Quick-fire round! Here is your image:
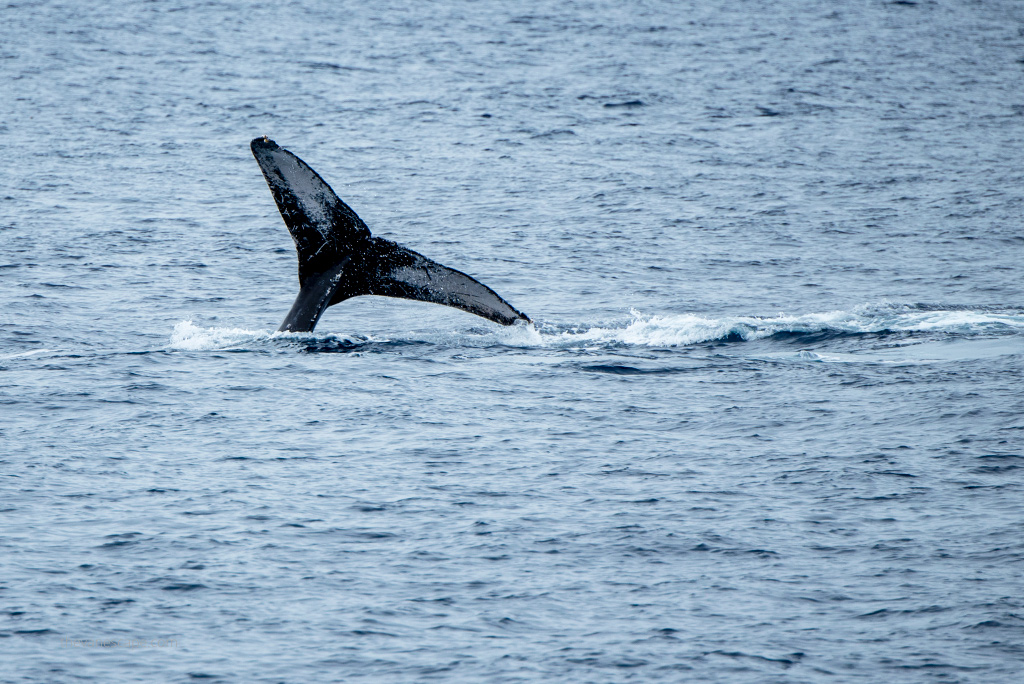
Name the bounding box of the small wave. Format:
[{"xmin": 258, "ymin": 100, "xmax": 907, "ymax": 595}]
[
  {"xmin": 0, "ymin": 349, "xmax": 54, "ymax": 360},
  {"xmin": 761, "ymin": 337, "xmax": 1024, "ymax": 365}
]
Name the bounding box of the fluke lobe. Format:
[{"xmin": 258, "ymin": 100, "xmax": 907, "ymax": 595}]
[{"xmin": 251, "ymin": 137, "xmax": 530, "ymax": 332}]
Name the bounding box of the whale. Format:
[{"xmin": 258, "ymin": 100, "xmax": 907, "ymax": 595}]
[{"xmin": 251, "ymin": 136, "xmax": 530, "ymax": 332}]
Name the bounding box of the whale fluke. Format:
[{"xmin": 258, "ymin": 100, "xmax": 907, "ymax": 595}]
[{"xmin": 251, "ymin": 137, "xmax": 530, "ymax": 332}]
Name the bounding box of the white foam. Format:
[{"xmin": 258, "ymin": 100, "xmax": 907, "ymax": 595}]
[{"xmin": 168, "ymin": 306, "xmax": 1024, "ymax": 352}]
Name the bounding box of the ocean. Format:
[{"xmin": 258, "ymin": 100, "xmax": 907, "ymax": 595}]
[{"xmin": 2, "ymin": 0, "xmax": 1023, "ymax": 681}]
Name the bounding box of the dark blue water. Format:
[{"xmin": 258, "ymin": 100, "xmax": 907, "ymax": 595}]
[{"xmin": 3, "ymin": 1, "xmax": 1024, "ymax": 681}]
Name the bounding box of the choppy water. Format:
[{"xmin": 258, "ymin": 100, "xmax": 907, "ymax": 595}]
[{"xmin": 3, "ymin": 0, "xmax": 1024, "ymax": 681}]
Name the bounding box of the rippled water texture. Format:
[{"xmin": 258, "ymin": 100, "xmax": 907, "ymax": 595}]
[{"xmin": 3, "ymin": 1, "xmax": 1024, "ymax": 681}]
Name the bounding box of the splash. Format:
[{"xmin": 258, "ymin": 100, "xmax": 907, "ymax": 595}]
[
  {"xmin": 168, "ymin": 320, "xmax": 369, "ymax": 352},
  {"xmin": 169, "ymin": 320, "xmax": 270, "ymax": 351},
  {"xmin": 529, "ymin": 305, "xmax": 1024, "ymax": 348}
]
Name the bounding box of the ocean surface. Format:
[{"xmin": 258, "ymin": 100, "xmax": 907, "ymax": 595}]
[{"xmin": 3, "ymin": 0, "xmax": 1024, "ymax": 681}]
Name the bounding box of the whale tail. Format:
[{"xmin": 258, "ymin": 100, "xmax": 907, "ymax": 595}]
[{"xmin": 250, "ymin": 137, "xmax": 530, "ymax": 332}]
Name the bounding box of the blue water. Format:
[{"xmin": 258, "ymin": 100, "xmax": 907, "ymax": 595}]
[{"xmin": 3, "ymin": 1, "xmax": 1024, "ymax": 681}]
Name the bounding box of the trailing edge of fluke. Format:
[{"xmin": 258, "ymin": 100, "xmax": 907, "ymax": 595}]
[{"xmin": 250, "ymin": 136, "xmax": 530, "ymax": 333}]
